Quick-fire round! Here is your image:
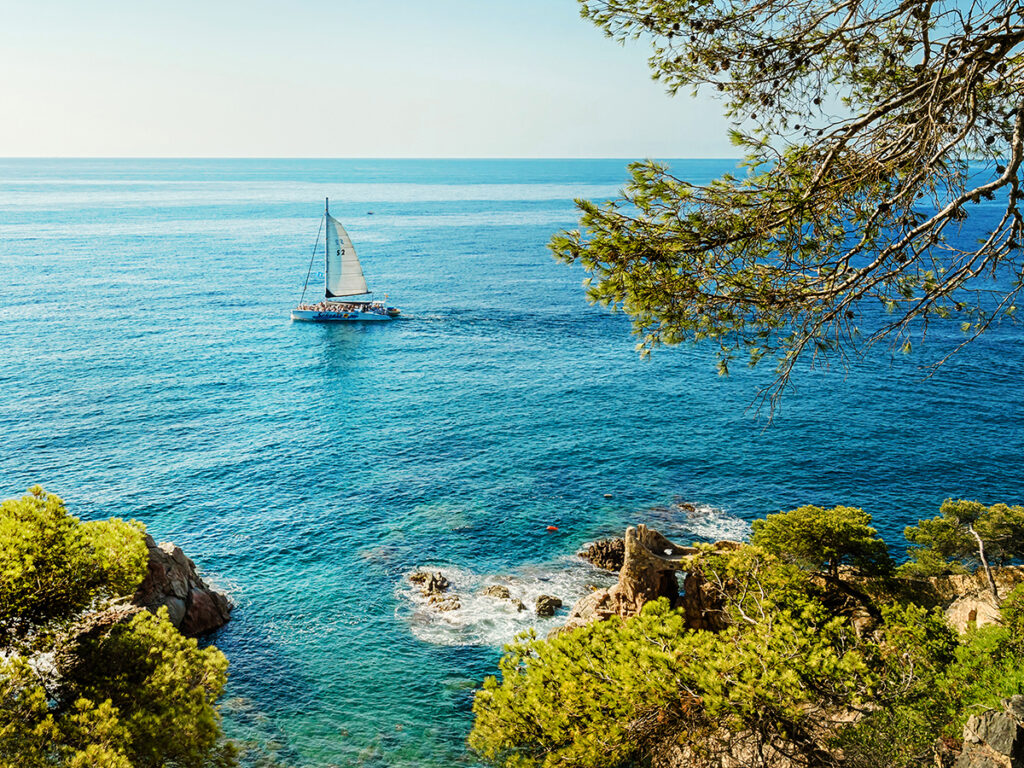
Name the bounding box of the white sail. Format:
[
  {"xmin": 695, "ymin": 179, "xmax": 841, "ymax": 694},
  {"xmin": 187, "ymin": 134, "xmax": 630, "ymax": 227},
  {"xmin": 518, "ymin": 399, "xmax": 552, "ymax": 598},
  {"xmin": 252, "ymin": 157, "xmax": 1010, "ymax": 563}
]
[{"xmin": 325, "ymin": 214, "xmax": 369, "ymax": 298}]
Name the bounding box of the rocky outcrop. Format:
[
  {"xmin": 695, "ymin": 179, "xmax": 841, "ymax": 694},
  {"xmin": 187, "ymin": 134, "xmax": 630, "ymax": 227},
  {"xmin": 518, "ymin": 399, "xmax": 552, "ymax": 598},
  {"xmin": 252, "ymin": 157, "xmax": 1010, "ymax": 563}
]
[
  {"xmin": 650, "ymin": 725, "xmax": 832, "ymax": 768},
  {"xmin": 884, "ymin": 567, "xmax": 1024, "ymax": 635},
  {"xmin": 410, "ymin": 571, "xmax": 462, "ymax": 611},
  {"xmin": 411, "ymin": 571, "xmax": 450, "ymax": 595},
  {"xmin": 535, "ymin": 595, "xmax": 563, "ymax": 617},
  {"xmin": 956, "ymin": 697, "xmax": 1024, "ymax": 767},
  {"xmin": 579, "ymin": 538, "xmax": 626, "ymax": 572},
  {"xmin": 567, "ymin": 524, "xmax": 1024, "ymax": 639},
  {"xmin": 925, "ymin": 569, "xmax": 1024, "ymax": 634},
  {"xmin": 133, "ymin": 535, "xmax": 232, "ymax": 637},
  {"xmin": 482, "ymin": 585, "xmax": 511, "ymax": 599},
  {"xmin": 563, "ymin": 525, "xmax": 740, "ymax": 633}
]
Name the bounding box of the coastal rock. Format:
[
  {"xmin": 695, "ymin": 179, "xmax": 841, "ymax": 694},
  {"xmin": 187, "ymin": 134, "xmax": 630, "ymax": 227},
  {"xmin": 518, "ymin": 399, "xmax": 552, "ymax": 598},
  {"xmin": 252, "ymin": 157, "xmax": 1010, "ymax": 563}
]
[
  {"xmin": 535, "ymin": 595, "xmax": 563, "ymax": 617},
  {"xmin": 579, "ymin": 538, "xmax": 626, "ymax": 572},
  {"xmin": 901, "ymin": 568, "xmax": 1024, "ymax": 634},
  {"xmin": 650, "ymin": 726, "xmax": 825, "ymax": 768},
  {"xmin": 937, "ymin": 570, "xmax": 1024, "ymax": 634},
  {"xmin": 563, "ymin": 525, "xmax": 742, "ymax": 634},
  {"xmin": 481, "ymin": 585, "xmax": 511, "ymax": 600},
  {"xmin": 429, "ymin": 594, "xmax": 462, "ymax": 612},
  {"xmin": 563, "ymin": 589, "xmax": 615, "ymax": 631},
  {"xmin": 481, "ymin": 584, "xmax": 526, "ymax": 611},
  {"xmin": 411, "ymin": 571, "xmax": 463, "ymax": 611},
  {"xmin": 956, "ymin": 697, "xmax": 1024, "ymax": 768},
  {"xmin": 410, "ymin": 571, "xmax": 450, "ymax": 596},
  {"xmin": 680, "ymin": 568, "xmax": 729, "ymax": 632},
  {"xmin": 133, "ymin": 535, "xmax": 232, "ymax": 637}
]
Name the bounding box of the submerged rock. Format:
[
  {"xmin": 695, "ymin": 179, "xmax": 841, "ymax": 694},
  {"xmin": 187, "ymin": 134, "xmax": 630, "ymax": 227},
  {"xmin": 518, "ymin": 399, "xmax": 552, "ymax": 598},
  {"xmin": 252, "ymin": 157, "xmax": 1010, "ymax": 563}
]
[
  {"xmin": 535, "ymin": 595, "xmax": 563, "ymax": 617},
  {"xmin": 133, "ymin": 535, "xmax": 232, "ymax": 637}
]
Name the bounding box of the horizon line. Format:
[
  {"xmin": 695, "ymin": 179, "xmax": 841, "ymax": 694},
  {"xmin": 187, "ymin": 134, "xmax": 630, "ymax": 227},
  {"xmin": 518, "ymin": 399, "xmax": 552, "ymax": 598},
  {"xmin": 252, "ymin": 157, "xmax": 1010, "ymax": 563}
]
[{"xmin": 0, "ymin": 156, "xmax": 744, "ymax": 162}]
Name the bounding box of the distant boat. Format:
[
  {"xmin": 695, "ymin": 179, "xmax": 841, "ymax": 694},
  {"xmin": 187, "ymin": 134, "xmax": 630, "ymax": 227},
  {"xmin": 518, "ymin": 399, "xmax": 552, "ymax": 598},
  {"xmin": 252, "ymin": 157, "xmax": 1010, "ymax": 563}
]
[{"xmin": 291, "ymin": 199, "xmax": 400, "ymax": 322}]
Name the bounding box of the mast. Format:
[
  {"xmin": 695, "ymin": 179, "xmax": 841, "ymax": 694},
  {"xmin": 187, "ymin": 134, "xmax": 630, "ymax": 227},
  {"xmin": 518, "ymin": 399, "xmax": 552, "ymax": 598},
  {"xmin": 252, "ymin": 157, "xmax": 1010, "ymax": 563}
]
[{"xmin": 324, "ymin": 197, "xmax": 330, "ymax": 301}]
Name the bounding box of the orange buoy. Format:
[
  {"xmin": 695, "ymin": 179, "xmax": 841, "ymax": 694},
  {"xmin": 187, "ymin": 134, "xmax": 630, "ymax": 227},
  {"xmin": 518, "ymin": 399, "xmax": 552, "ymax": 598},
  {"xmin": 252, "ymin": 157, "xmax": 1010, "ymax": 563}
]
[{"xmin": 546, "ymin": 525, "xmax": 559, "ymax": 532}]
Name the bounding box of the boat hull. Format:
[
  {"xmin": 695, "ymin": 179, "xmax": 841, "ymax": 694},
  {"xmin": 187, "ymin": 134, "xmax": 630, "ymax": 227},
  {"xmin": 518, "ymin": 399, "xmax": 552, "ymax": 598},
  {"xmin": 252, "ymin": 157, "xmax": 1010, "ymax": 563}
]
[{"xmin": 291, "ymin": 309, "xmax": 394, "ymax": 322}]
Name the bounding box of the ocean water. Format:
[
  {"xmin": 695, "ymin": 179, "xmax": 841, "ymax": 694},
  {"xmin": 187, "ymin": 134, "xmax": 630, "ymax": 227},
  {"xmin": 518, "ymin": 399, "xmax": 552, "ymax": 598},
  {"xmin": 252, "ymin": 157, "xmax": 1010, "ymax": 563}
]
[{"xmin": 1, "ymin": 158, "xmax": 1021, "ymax": 767}]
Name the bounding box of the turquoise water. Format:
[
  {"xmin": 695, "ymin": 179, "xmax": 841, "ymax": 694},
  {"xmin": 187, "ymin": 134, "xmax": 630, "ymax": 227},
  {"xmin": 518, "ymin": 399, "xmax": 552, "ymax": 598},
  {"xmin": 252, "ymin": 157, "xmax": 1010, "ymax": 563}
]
[{"xmin": 1, "ymin": 159, "xmax": 1021, "ymax": 766}]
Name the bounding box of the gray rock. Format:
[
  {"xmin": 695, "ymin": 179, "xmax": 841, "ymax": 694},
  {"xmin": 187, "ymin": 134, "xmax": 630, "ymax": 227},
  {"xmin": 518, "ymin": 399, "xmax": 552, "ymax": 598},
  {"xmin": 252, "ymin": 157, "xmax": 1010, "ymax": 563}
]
[
  {"xmin": 481, "ymin": 585, "xmax": 511, "ymax": 600},
  {"xmin": 510, "ymin": 598, "xmax": 526, "ymax": 612},
  {"xmin": 956, "ymin": 697, "xmax": 1024, "ymax": 768},
  {"xmin": 535, "ymin": 595, "xmax": 563, "ymax": 617},
  {"xmin": 162, "ymin": 595, "xmax": 187, "ymax": 627}
]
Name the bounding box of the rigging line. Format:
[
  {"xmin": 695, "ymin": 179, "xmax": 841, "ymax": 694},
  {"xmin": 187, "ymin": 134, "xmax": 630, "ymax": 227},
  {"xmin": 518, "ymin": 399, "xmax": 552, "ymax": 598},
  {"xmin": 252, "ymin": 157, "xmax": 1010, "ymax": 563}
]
[{"xmin": 299, "ymin": 214, "xmax": 325, "ymax": 306}]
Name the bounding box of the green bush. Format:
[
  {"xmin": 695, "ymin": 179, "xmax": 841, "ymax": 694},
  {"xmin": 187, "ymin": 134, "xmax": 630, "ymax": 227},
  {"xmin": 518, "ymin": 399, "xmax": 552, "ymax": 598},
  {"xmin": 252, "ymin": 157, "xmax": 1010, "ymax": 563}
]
[
  {"xmin": 0, "ymin": 488, "xmax": 235, "ymax": 768},
  {"xmin": 900, "ymin": 499, "xmax": 1024, "ymax": 577},
  {"xmin": 0, "ymin": 610, "xmax": 234, "ymax": 768},
  {"xmin": 750, "ymin": 504, "xmax": 892, "ymax": 578},
  {"xmin": 0, "ymin": 487, "xmax": 148, "ymax": 640},
  {"xmin": 473, "ymin": 503, "xmax": 1024, "ymax": 768},
  {"xmin": 471, "ymin": 548, "xmax": 871, "ymax": 768}
]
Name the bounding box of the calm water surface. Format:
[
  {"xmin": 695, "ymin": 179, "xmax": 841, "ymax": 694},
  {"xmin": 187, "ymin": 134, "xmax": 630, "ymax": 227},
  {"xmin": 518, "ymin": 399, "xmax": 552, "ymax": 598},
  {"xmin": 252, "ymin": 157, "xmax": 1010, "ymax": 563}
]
[{"xmin": 1, "ymin": 158, "xmax": 1021, "ymax": 766}]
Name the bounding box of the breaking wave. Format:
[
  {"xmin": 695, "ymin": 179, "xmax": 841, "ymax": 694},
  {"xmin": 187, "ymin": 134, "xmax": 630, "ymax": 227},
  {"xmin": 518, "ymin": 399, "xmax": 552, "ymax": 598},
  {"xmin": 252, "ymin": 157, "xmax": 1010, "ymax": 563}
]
[
  {"xmin": 397, "ymin": 556, "xmax": 617, "ymax": 647},
  {"xmin": 643, "ymin": 500, "xmax": 752, "ymax": 544}
]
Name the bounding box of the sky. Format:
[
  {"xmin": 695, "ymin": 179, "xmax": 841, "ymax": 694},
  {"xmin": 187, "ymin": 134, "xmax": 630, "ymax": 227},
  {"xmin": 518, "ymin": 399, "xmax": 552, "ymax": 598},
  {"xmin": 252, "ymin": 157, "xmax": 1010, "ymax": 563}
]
[{"xmin": 0, "ymin": 0, "xmax": 735, "ymax": 158}]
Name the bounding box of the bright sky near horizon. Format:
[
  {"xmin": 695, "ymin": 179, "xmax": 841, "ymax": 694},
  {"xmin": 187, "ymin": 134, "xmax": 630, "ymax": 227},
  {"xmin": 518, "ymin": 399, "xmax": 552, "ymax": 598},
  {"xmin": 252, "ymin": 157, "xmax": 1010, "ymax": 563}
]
[{"xmin": 0, "ymin": 0, "xmax": 735, "ymax": 158}]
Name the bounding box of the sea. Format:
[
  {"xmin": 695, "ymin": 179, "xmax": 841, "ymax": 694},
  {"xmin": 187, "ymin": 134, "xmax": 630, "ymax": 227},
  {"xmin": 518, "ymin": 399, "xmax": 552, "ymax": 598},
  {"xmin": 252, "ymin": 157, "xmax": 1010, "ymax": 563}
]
[{"xmin": 1, "ymin": 158, "xmax": 1021, "ymax": 767}]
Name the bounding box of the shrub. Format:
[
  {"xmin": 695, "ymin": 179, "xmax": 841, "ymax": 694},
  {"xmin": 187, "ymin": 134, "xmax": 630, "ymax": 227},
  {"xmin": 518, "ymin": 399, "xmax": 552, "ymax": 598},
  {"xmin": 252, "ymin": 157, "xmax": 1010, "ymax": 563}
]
[
  {"xmin": 0, "ymin": 487, "xmax": 148, "ymax": 641},
  {"xmin": 750, "ymin": 504, "xmax": 892, "ymax": 578}
]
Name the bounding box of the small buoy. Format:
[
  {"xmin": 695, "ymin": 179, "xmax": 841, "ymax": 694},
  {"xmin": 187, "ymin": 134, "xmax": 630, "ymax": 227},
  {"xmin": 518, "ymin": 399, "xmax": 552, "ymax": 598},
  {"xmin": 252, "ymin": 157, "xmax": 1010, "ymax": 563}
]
[
  {"xmin": 546, "ymin": 525, "xmax": 559, "ymax": 532},
  {"xmin": 603, "ymin": 493, "xmax": 613, "ymax": 499}
]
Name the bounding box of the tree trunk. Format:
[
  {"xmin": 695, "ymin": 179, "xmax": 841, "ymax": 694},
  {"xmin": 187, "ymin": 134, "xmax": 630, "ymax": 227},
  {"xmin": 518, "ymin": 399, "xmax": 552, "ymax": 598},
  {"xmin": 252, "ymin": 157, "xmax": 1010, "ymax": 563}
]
[{"xmin": 968, "ymin": 523, "xmax": 1000, "ymax": 604}]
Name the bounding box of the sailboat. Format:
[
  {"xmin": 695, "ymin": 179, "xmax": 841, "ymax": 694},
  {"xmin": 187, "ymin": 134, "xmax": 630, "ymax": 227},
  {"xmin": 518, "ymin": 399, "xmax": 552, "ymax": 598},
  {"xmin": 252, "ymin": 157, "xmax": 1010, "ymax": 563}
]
[{"xmin": 291, "ymin": 199, "xmax": 400, "ymax": 322}]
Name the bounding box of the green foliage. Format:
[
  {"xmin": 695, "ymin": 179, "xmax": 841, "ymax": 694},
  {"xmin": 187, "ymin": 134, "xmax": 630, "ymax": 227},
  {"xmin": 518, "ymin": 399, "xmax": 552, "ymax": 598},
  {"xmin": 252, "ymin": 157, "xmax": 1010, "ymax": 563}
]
[
  {"xmin": 63, "ymin": 608, "xmax": 235, "ymax": 768},
  {"xmin": 0, "ymin": 656, "xmax": 59, "ymax": 767},
  {"xmin": 901, "ymin": 499, "xmax": 1024, "ymax": 576},
  {"xmin": 473, "ymin": 503, "xmax": 1024, "ymax": 768},
  {"xmin": 0, "ymin": 487, "xmax": 148, "ymax": 641},
  {"xmin": 471, "ymin": 548, "xmax": 872, "ymax": 768},
  {"xmin": 0, "ymin": 488, "xmax": 235, "ymax": 768},
  {"xmin": 750, "ymin": 504, "xmax": 892, "ymax": 578},
  {"xmin": 555, "ymin": 1, "xmax": 1024, "ymax": 406},
  {"xmin": 80, "ymin": 517, "xmax": 150, "ymax": 600},
  {"xmin": 999, "ymin": 585, "xmax": 1024, "ymax": 652},
  {"xmin": 832, "ymin": 602, "xmax": 954, "ymax": 767},
  {"xmin": 0, "ymin": 610, "xmax": 234, "ymax": 768}
]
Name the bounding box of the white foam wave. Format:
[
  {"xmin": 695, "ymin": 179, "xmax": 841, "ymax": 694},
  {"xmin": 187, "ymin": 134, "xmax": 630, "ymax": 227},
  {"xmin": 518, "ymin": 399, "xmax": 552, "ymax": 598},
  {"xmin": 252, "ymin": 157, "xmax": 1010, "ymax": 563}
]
[
  {"xmin": 397, "ymin": 558, "xmax": 617, "ymax": 647},
  {"xmin": 645, "ymin": 502, "xmax": 751, "ymax": 544}
]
